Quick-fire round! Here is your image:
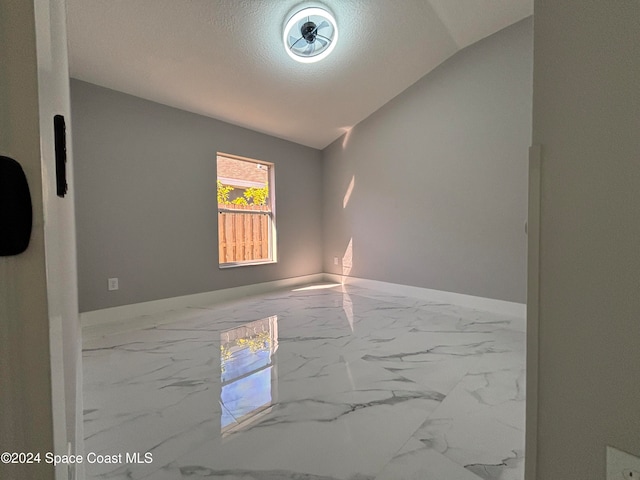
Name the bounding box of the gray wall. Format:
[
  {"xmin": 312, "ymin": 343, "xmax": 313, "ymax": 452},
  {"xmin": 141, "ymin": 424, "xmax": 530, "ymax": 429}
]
[
  {"xmin": 72, "ymin": 80, "xmax": 323, "ymax": 312},
  {"xmin": 529, "ymin": 2, "xmax": 640, "ymax": 479},
  {"xmin": 322, "ymin": 18, "xmax": 532, "ymax": 303}
]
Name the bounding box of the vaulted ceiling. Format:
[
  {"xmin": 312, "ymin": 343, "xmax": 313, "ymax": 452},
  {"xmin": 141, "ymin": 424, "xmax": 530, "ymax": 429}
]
[{"xmin": 66, "ymin": 0, "xmax": 532, "ymax": 149}]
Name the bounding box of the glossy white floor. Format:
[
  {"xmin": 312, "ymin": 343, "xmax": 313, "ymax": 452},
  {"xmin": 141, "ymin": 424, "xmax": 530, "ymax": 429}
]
[{"xmin": 82, "ymin": 283, "xmax": 525, "ymax": 480}]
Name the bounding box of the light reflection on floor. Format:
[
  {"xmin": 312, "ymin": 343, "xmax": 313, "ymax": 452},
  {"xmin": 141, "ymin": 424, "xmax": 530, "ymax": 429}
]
[
  {"xmin": 220, "ymin": 316, "xmax": 278, "ymax": 435},
  {"xmin": 82, "ymin": 283, "xmax": 525, "ymax": 480}
]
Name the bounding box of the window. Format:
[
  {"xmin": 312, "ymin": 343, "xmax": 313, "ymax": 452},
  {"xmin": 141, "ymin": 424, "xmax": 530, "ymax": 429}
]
[{"xmin": 217, "ymin": 153, "xmax": 275, "ymax": 266}]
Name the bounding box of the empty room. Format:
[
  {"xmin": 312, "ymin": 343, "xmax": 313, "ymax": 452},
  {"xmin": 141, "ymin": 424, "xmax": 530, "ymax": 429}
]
[
  {"xmin": 2, "ymin": 2, "xmax": 638, "ymax": 480},
  {"xmin": 72, "ymin": 2, "xmax": 531, "ymax": 478}
]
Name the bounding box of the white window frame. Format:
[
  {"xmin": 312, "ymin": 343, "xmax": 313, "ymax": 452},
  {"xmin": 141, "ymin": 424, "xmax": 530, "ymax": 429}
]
[{"xmin": 217, "ymin": 152, "xmax": 276, "ymax": 268}]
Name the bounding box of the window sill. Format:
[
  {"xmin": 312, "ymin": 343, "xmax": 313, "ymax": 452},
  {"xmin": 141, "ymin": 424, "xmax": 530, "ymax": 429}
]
[{"xmin": 219, "ymin": 260, "xmax": 277, "ymax": 269}]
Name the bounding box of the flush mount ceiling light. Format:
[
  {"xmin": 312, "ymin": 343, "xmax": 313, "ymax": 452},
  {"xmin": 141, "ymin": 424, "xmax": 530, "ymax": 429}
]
[{"xmin": 283, "ymin": 6, "xmax": 338, "ymax": 63}]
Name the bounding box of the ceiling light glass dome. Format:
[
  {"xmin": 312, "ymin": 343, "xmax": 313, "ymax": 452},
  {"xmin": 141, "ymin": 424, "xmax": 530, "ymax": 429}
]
[{"xmin": 283, "ymin": 6, "xmax": 338, "ymax": 63}]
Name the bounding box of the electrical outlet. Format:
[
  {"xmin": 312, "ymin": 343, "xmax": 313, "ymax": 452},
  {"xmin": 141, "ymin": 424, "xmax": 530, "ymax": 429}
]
[
  {"xmin": 108, "ymin": 277, "xmax": 119, "ymax": 291},
  {"xmin": 607, "ymin": 446, "xmax": 640, "ymax": 480},
  {"xmin": 333, "ymin": 257, "xmax": 339, "ymax": 265}
]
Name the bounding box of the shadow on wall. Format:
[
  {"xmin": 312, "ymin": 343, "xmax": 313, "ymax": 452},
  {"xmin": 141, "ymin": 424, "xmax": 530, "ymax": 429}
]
[
  {"xmin": 342, "ymin": 170, "xmax": 354, "ymax": 276},
  {"xmin": 341, "ymin": 126, "xmax": 354, "ymax": 150},
  {"xmin": 343, "ymin": 175, "xmax": 355, "ymax": 209},
  {"xmin": 342, "ymin": 238, "xmax": 353, "ymax": 277},
  {"xmin": 333, "ymin": 126, "xmax": 357, "ymax": 279}
]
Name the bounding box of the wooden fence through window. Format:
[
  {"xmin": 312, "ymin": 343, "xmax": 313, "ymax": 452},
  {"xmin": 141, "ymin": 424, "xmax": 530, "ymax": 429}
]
[{"xmin": 218, "ymin": 204, "xmax": 270, "ymax": 263}]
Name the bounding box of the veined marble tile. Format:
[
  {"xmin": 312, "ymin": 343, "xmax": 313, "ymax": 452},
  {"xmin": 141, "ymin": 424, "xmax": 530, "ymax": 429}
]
[
  {"xmin": 162, "ymin": 402, "xmax": 430, "ymax": 479},
  {"xmin": 375, "ymin": 446, "xmax": 483, "ymax": 480},
  {"xmin": 393, "ymin": 366, "xmax": 525, "ymax": 480},
  {"xmin": 83, "ymin": 283, "xmax": 525, "ymax": 479}
]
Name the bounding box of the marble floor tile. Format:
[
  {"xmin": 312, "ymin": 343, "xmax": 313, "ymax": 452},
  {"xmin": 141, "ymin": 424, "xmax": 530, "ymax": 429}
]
[
  {"xmin": 374, "ymin": 446, "xmax": 483, "ymax": 480},
  {"xmin": 82, "ymin": 284, "xmax": 525, "ymax": 479}
]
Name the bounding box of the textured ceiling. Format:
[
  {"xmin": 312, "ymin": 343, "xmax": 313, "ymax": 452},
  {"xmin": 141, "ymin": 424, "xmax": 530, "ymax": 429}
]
[{"xmin": 66, "ymin": 0, "xmax": 532, "ymax": 149}]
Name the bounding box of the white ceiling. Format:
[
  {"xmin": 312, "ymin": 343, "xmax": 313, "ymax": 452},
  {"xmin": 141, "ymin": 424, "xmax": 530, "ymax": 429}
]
[{"xmin": 66, "ymin": 0, "xmax": 532, "ymax": 150}]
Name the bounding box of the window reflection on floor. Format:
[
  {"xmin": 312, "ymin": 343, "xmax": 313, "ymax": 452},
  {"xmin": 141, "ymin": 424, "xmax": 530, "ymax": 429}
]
[{"xmin": 220, "ymin": 315, "xmax": 278, "ymax": 436}]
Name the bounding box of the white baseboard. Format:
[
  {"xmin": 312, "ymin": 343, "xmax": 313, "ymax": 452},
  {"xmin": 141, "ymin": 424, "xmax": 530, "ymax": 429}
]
[
  {"xmin": 81, "ymin": 273, "xmax": 325, "ymax": 327},
  {"xmin": 81, "ymin": 272, "xmax": 525, "ymax": 329},
  {"xmin": 323, "ymin": 274, "xmax": 526, "ymax": 318}
]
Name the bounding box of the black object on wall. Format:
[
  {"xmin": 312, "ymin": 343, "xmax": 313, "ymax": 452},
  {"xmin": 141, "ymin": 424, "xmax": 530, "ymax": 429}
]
[
  {"xmin": 0, "ymin": 155, "xmax": 33, "ymax": 256},
  {"xmin": 54, "ymin": 114, "xmax": 67, "ymax": 197}
]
